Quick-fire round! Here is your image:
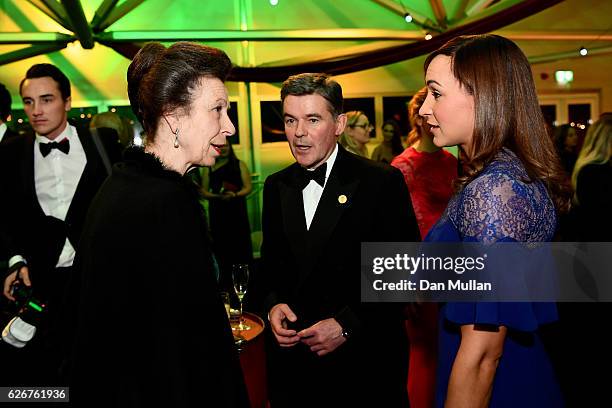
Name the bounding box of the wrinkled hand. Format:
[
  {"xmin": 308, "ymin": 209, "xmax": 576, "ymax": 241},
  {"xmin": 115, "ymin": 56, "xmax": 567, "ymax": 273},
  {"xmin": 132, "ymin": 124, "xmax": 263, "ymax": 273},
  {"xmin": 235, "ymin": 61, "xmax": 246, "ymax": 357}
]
[
  {"xmin": 3, "ymin": 265, "xmax": 31, "ymax": 301},
  {"xmin": 269, "ymin": 303, "xmax": 301, "ymax": 347},
  {"xmin": 298, "ymin": 318, "xmax": 346, "ymax": 356}
]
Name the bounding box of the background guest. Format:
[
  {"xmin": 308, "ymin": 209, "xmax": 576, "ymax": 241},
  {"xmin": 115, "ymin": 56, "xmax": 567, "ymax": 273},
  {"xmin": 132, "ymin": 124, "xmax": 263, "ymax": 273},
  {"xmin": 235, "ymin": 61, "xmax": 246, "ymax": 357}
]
[
  {"xmin": 201, "ymin": 140, "xmax": 253, "ymax": 293},
  {"xmin": 0, "ymin": 83, "xmax": 17, "ymax": 144},
  {"xmin": 553, "ymin": 113, "xmax": 612, "ymax": 408},
  {"xmin": 0, "ymin": 64, "xmax": 120, "ymax": 386},
  {"xmin": 90, "ymin": 111, "xmax": 133, "ymax": 149},
  {"xmin": 391, "ymin": 87, "xmax": 457, "ymax": 408},
  {"xmin": 0, "ymin": 81, "xmax": 15, "ymax": 282},
  {"xmin": 553, "ymin": 124, "xmax": 579, "ymax": 175},
  {"xmin": 571, "ymin": 114, "xmax": 612, "ymax": 240},
  {"xmin": 339, "ymin": 110, "xmax": 371, "ymax": 157},
  {"xmin": 371, "ymin": 119, "xmax": 403, "ymax": 163},
  {"xmin": 392, "ymin": 87, "xmax": 458, "ymax": 239}
]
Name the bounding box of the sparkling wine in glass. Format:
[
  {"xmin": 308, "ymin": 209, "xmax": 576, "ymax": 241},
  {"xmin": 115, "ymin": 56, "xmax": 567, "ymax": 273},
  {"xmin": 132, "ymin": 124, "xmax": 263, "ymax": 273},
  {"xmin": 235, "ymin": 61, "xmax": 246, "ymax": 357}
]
[{"xmin": 232, "ymin": 264, "xmax": 251, "ymax": 331}]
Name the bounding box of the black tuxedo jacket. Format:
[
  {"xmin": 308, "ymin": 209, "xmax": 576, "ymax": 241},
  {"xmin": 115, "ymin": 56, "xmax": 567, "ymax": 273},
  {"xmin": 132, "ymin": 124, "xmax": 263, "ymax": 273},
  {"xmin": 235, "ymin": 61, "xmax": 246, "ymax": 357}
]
[
  {"xmin": 0, "ymin": 127, "xmax": 18, "ymax": 265},
  {"xmin": 0, "ymin": 126, "xmax": 120, "ymax": 284},
  {"xmin": 261, "ymin": 145, "xmax": 420, "ymax": 406},
  {"xmin": 0, "ymin": 126, "xmax": 18, "ymax": 145}
]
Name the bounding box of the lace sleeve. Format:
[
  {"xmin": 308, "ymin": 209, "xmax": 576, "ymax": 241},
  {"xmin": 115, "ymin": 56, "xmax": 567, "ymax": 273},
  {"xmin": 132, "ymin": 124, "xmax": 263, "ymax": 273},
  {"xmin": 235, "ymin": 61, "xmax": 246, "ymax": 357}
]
[{"xmin": 452, "ymin": 171, "xmax": 555, "ymax": 243}]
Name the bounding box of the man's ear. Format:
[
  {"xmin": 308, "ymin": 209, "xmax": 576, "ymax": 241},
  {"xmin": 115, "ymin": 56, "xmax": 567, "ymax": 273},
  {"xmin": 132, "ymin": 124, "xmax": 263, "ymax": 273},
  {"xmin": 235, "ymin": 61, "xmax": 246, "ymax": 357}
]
[
  {"xmin": 64, "ymin": 96, "xmax": 72, "ymax": 112},
  {"xmin": 335, "ymin": 113, "xmax": 347, "ymax": 136}
]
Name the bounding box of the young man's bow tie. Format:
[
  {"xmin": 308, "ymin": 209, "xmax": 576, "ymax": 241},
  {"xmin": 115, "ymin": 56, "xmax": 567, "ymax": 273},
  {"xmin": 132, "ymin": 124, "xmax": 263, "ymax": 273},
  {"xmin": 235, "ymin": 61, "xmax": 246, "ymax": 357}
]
[{"xmin": 40, "ymin": 138, "xmax": 70, "ymax": 157}]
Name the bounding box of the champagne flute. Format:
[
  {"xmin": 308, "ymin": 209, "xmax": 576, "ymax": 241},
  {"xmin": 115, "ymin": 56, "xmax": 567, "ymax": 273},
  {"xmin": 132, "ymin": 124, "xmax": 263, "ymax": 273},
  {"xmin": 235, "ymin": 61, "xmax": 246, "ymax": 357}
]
[{"xmin": 232, "ymin": 264, "xmax": 251, "ymax": 331}]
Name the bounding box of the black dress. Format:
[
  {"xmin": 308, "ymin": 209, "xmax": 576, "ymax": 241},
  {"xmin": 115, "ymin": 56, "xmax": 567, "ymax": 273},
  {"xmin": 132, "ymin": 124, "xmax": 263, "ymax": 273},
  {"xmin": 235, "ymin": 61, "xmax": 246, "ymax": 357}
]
[
  {"xmin": 208, "ymin": 158, "xmax": 253, "ymax": 291},
  {"xmin": 70, "ymin": 148, "xmax": 248, "ymax": 407}
]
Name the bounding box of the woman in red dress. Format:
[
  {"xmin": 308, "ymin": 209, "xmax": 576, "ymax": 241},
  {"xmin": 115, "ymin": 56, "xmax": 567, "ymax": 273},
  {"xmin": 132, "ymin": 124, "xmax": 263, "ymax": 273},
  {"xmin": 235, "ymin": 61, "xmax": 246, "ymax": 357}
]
[{"xmin": 391, "ymin": 87, "xmax": 457, "ymax": 408}]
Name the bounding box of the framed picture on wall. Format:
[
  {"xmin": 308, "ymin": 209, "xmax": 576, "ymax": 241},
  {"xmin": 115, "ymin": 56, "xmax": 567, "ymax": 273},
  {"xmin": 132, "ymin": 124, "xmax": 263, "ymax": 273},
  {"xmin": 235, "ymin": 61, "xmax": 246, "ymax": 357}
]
[
  {"xmin": 261, "ymin": 101, "xmax": 285, "ymax": 144},
  {"xmin": 227, "ymin": 101, "xmax": 239, "ymax": 145}
]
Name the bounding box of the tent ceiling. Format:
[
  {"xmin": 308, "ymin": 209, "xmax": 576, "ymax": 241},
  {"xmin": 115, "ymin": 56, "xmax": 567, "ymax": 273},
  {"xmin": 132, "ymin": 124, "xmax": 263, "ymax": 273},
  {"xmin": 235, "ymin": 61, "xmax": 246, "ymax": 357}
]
[{"xmin": 1, "ymin": 0, "xmax": 611, "ymax": 102}]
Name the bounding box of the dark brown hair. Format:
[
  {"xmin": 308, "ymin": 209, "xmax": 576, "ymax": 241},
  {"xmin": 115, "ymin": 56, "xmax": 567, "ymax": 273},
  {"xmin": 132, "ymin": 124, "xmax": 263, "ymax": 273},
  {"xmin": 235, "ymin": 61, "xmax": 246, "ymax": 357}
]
[
  {"xmin": 382, "ymin": 119, "xmax": 404, "ymax": 155},
  {"xmin": 127, "ymin": 42, "xmax": 232, "ymax": 139},
  {"xmin": 20, "ymin": 63, "xmax": 71, "ymax": 100},
  {"xmin": 281, "ymin": 73, "xmax": 343, "ymax": 117},
  {"xmin": 424, "ymin": 34, "xmax": 572, "ymax": 213}
]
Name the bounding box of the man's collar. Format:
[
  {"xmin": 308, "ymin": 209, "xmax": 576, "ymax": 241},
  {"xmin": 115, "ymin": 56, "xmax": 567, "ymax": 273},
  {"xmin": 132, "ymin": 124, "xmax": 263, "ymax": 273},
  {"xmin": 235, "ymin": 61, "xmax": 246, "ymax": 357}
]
[{"xmin": 308, "ymin": 143, "xmax": 338, "ymax": 181}]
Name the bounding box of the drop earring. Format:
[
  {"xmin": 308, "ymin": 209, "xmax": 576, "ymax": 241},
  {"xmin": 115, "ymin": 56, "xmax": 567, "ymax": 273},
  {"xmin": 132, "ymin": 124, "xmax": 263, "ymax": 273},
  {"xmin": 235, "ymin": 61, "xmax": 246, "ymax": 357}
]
[{"xmin": 173, "ymin": 128, "xmax": 180, "ymax": 148}]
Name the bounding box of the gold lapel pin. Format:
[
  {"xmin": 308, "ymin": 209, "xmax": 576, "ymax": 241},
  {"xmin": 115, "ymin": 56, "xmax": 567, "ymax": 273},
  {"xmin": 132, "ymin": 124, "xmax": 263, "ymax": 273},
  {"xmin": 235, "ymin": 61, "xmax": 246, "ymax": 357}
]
[{"xmin": 338, "ymin": 194, "xmax": 347, "ymax": 204}]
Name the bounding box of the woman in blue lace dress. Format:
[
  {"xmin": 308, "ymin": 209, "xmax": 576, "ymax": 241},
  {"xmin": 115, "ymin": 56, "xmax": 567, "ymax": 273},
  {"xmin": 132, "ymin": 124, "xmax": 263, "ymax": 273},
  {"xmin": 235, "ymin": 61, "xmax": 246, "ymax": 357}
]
[{"xmin": 419, "ymin": 35, "xmax": 572, "ymax": 407}]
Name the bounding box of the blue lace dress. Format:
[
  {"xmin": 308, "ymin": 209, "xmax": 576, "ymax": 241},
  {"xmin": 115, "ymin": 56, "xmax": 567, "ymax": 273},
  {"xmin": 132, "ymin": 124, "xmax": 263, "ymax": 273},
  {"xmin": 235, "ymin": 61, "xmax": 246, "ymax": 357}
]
[{"xmin": 425, "ymin": 148, "xmax": 564, "ymax": 407}]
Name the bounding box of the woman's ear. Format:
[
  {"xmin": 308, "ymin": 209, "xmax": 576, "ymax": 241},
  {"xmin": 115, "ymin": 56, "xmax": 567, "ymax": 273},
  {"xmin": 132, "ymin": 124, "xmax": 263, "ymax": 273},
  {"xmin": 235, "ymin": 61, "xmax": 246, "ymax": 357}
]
[
  {"xmin": 162, "ymin": 111, "xmax": 181, "ymax": 135},
  {"xmin": 416, "ymin": 116, "xmax": 423, "ymax": 127}
]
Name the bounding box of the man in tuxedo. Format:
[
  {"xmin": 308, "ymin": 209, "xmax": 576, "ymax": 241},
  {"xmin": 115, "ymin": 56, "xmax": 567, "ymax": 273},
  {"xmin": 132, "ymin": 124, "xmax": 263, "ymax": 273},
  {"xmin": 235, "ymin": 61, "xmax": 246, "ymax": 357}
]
[
  {"xmin": 0, "ymin": 64, "xmax": 120, "ymax": 385},
  {"xmin": 262, "ymin": 73, "xmax": 420, "ymax": 407},
  {"xmin": 0, "ymin": 83, "xmax": 17, "ymax": 144}
]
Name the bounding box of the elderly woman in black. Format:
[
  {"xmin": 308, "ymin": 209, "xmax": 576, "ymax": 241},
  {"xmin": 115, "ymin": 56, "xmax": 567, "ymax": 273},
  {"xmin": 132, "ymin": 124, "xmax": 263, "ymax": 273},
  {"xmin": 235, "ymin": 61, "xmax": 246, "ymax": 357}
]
[{"xmin": 70, "ymin": 42, "xmax": 248, "ymax": 407}]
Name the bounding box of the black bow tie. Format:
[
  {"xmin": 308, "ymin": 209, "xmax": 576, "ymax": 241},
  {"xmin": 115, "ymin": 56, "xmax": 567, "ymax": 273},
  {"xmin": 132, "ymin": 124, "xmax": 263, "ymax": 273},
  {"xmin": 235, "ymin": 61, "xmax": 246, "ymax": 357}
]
[
  {"xmin": 39, "ymin": 138, "xmax": 70, "ymax": 157},
  {"xmin": 298, "ymin": 163, "xmax": 327, "ymax": 189}
]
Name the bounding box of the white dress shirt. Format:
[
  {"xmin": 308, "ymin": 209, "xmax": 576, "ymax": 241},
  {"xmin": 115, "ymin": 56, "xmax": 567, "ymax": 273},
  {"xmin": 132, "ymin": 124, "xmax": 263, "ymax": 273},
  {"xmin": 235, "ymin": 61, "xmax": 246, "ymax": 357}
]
[
  {"xmin": 0, "ymin": 123, "xmax": 6, "ymax": 143},
  {"xmin": 34, "ymin": 124, "xmax": 87, "ymax": 267},
  {"xmin": 303, "ymin": 143, "xmax": 338, "ymax": 230}
]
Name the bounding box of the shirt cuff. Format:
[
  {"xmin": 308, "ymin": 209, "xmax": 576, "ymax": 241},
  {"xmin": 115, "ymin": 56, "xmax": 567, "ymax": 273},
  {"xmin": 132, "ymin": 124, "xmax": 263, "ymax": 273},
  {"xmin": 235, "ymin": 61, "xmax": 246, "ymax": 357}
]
[{"xmin": 8, "ymin": 255, "xmax": 27, "ymax": 269}]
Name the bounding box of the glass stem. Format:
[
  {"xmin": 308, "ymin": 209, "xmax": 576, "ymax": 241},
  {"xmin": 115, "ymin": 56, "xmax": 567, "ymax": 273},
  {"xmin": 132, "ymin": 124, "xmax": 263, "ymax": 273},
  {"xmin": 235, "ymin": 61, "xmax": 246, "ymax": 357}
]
[{"xmin": 239, "ymin": 301, "xmax": 243, "ymax": 325}]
